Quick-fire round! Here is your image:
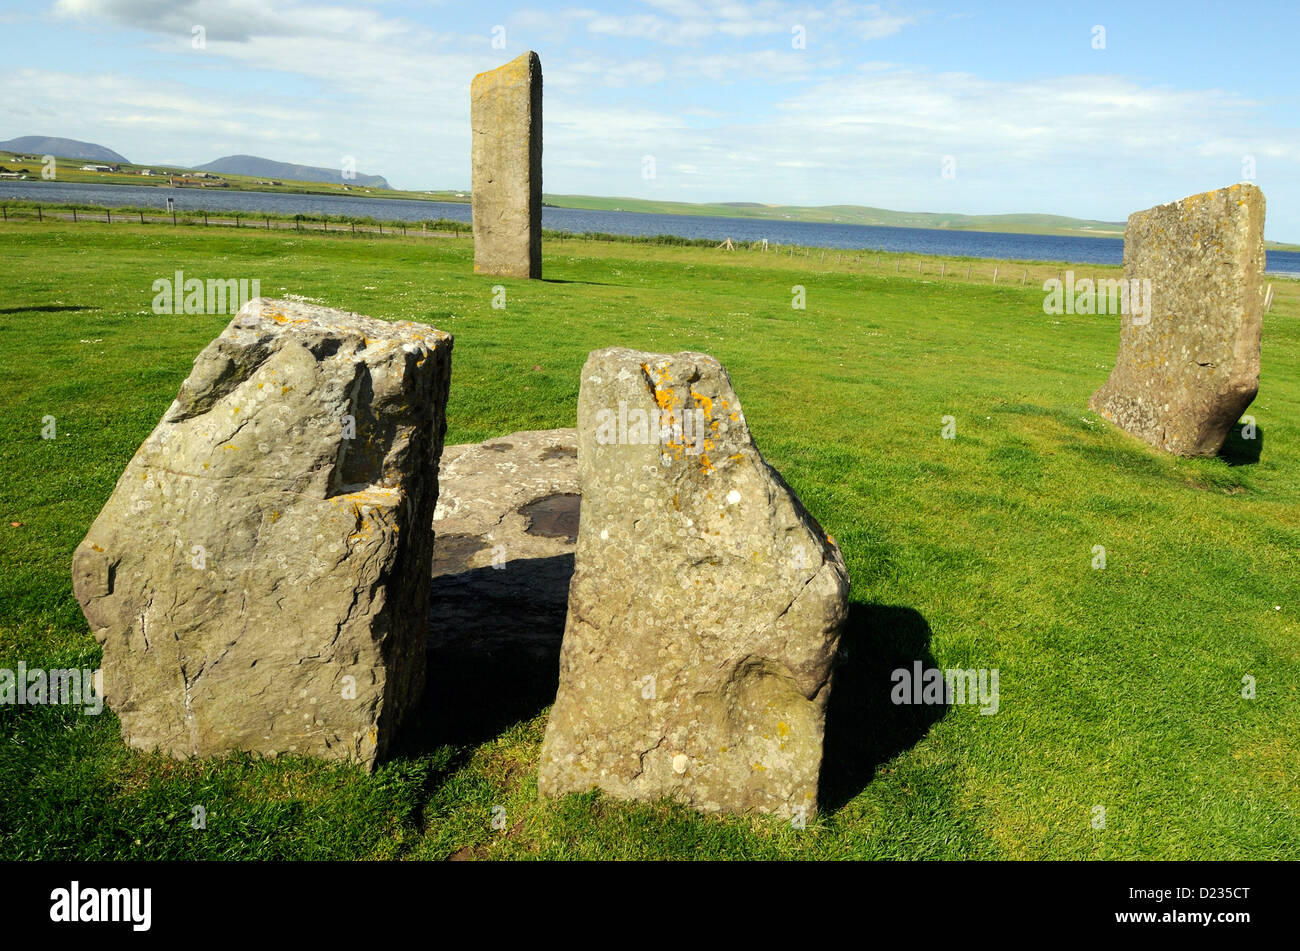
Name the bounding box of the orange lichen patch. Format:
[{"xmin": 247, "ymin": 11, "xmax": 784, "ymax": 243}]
[
  {"xmin": 221, "ymin": 445, "xmax": 238, "ymax": 451},
  {"xmin": 826, "ymin": 533, "xmax": 836, "ymax": 546},
  {"xmin": 699, "ymin": 453, "xmax": 715, "ymax": 474},
  {"xmin": 690, "ymin": 389, "xmax": 713, "ymax": 417},
  {"xmin": 728, "ymin": 453, "xmax": 744, "ymax": 463}
]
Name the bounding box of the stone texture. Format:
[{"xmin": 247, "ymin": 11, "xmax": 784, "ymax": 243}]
[
  {"xmin": 430, "ymin": 428, "xmax": 578, "ymax": 663},
  {"xmin": 471, "ymin": 50, "xmax": 542, "ymax": 279},
  {"xmin": 1090, "ymin": 183, "xmax": 1266, "ymax": 456},
  {"xmin": 537, "ymin": 348, "xmax": 850, "ymax": 817},
  {"xmin": 72, "ymin": 298, "xmax": 452, "ymax": 769}
]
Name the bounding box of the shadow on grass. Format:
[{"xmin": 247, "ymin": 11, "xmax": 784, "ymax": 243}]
[
  {"xmin": 1218, "ymin": 422, "xmax": 1263, "ymax": 466},
  {"xmin": 0, "ymin": 304, "xmax": 95, "ymax": 314},
  {"xmin": 540, "ymin": 278, "xmax": 623, "ymax": 287},
  {"xmin": 818, "ymin": 603, "xmax": 947, "ymax": 813}
]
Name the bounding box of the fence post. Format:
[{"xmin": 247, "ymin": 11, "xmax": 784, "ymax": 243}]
[
  {"xmin": 140, "ymin": 211, "xmax": 144, "ymax": 224},
  {"xmin": 266, "ymin": 217, "xmax": 270, "ymax": 230},
  {"xmin": 1264, "ymin": 283, "xmax": 1274, "ymax": 312},
  {"xmin": 173, "ymin": 208, "xmax": 177, "ymax": 226},
  {"xmin": 351, "ymin": 221, "xmax": 355, "ymax": 234},
  {"xmin": 1022, "ymin": 271, "xmax": 1027, "ymax": 285},
  {"xmin": 940, "ymin": 262, "xmax": 945, "ymax": 277},
  {"xmin": 106, "ymin": 209, "xmax": 111, "ymax": 224},
  {"xmin": 73, "ymin": 208, "xmax": 77, "ymax": 222},
  {"xmin": 402, "ymin": 224, "xmax": 406, "ymax": 236},
  {"xmin": 993, "ymin": 267, "xmax": 998, "ymax": 283},
  {"xmin": 37, "ymin": 206, "xmax": 42, "ymax": 222},
  {"xmin": 204, "ymin": 212, "xmax": 208, "ymax": 226}
]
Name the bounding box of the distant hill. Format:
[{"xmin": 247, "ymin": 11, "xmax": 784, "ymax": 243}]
[
  {"xmin": 0, "ymin": 136, "xmax": 129, "ymax": 164},
  {"xmin": 544, "ymin": 194, "xmax": 1126, "ymax": 237},
  {"xmin": 194, "ymin": 155, "xmax": 390, "ymax": 189}
]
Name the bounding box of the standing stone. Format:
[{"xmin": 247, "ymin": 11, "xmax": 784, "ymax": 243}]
[
  {"xmin": 538, "ymin": 348, "xmax": 850, "ymax": 818},
  {"xmin": 1090, "ymin": 183, "xmax": 1266, "ymax": 456},
  {"xmin": 471, "ymin": 51, "xmax": 542, "ymax": 279},
  {"xmin": 72, "ymin": 299, "xmax": 453, "ymax": 769}
]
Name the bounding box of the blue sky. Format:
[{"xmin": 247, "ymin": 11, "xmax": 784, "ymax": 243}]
[{"xmin": 2, "ymin": 0, "xmax": 1298, "ymax": 238}]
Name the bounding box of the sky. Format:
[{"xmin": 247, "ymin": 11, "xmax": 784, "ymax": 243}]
[{"xmin": 1, "ymin": 0, "xmax": 1298, "ymax": 239}]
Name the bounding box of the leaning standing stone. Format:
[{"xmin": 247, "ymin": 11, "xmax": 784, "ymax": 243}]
[
  {"xmin": 471, "ymin": 50, "xmax": 542, "ymax": 279},
  {"xmin": 1090, "ymin": 183, "xmax": 1266, "ymax": 456},
  {"xmin": 538, "ymin": 348, "xmax": 850, "ymax": 818},
  {"xmin": 72, "ymin": 298, "xmax": 453, "ymax": 769}
]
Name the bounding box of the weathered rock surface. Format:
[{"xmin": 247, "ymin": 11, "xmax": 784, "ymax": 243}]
[
  {"xmin": 72, "ymin": 298, "xmax": 452, "ymax": 769},
  {"xmin": 537, "ymin": 348, "xmax": 850, "ymax": 818},
  {"xmin": 430, "ymin": 428, "xmax": 578, "ymax": 662},
  {"xmin": 471, "ymin": 50, "xmax": 542, "ymax": 279},
  {"xmin": 1090, "ymin": 183, "xmax": 1266, "ymax": 456}
]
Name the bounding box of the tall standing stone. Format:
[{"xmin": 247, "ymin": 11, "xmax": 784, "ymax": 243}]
[
  {"xmin": 538, "ymin": 348, "xmax": 850, "ymax": 818},
  {"xmin": 471, "ymin": 51, "xmax": 542, "ymax": 279},
  {"xmin": 72, "ymin": 299, "xmax": 453, "ymax": 769},
  {"xmin": 1090, "ymin": 183, "xmax": 1266, "ymax": 456}
]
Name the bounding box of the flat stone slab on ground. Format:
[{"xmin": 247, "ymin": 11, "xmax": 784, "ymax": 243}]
[{"xmin": 430, "ymin": 428, "xmax": 578, "ymax": 661}]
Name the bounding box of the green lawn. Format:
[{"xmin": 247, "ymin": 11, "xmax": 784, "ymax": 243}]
[{"xmin": 1, "ymin": 220, "xmax": 1297, "ymax": 860}]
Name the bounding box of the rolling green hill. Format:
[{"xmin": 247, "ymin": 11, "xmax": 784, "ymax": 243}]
[{"xmin": 542, "ymin": 194, "xmax": 1128, "ymax": 237}]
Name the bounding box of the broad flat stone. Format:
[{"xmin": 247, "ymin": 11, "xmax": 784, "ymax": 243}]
[
  {"xmin": 430, "ymin": 428, "xmax": 578, "ymax": 661},
  {"xmin": 537, "ymin": 348, "xmax": 850, "ymax": 818},
  {"xmin": 1090, "ymin": 183, "xmax": 1266, "ymax": 456},
  {"xmin": 471, "ymin": 50, "xmax": 542, "ymax": 279},
  {"xmin": 72, "ymin": 298, "xmax": 452, "ymax": 769},
  {"xmin": 422, "ymin": 429, "xmax": 578, "ymax": 747}
]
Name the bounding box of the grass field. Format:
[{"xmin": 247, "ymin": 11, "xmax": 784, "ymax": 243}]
[{"xmin": 1, "ymin": 219, "xmax": 1297, "ymax": 860}]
